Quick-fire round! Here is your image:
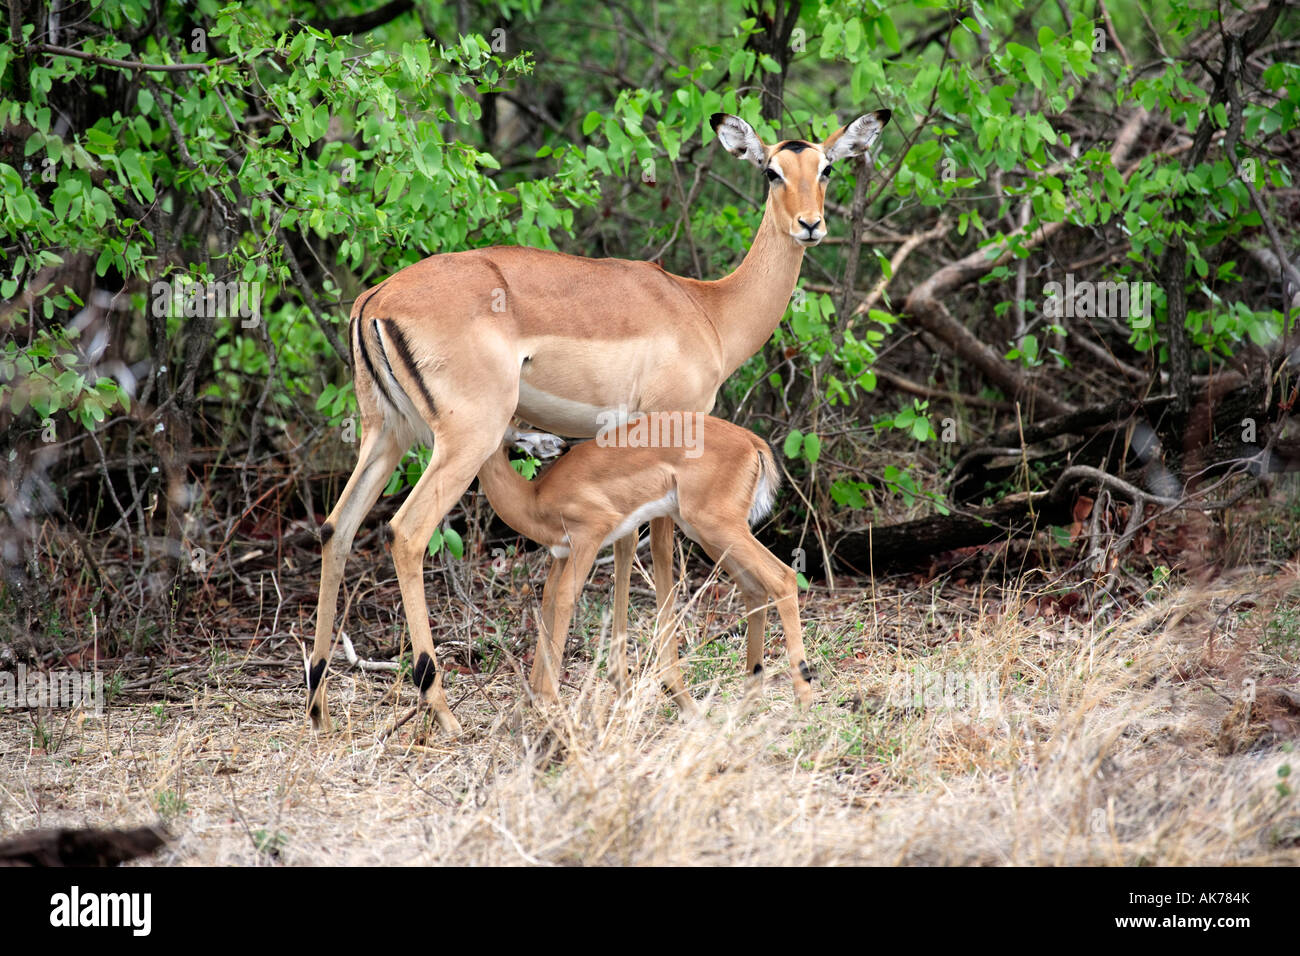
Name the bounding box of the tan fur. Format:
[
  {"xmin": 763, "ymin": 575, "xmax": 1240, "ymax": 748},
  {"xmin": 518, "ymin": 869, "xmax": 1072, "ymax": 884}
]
[
  {"xmin": 477, "ymin": 417, "xmax": 811, "ymax": 706},
  {"xmin": 308, "ymin": 109, "xmax": 889, "ymax": 731}
]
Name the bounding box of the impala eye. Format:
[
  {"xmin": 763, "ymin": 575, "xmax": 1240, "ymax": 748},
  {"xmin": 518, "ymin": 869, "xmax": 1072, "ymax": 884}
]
[
  {"xmin": 820, "ymin": 164, "xmax": 833, "ymax": 179},
  {"xmin": 765, "ymin": 167, "xmax": 782, "ymax": 183}
]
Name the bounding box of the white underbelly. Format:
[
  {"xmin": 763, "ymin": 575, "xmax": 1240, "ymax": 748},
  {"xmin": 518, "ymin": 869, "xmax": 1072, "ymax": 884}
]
[
  {"xmin": 599, "ymin": 492, "xmax": 679, "ymax": 548},
  {"xmin": 516, "ymin": 381, "xmax": 608, "ymax": 438}
]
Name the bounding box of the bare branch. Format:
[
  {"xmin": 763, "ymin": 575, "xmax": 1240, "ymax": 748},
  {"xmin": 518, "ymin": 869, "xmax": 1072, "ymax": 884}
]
[{"xmin": 36, "ymin": 43, "xmax": 233, "ymax": 72}]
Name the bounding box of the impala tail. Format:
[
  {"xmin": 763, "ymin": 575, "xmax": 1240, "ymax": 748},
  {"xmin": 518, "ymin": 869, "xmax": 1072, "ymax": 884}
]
[{"xmin": 748, "ymin": 438, "xmax": 781, "ymax": 525}]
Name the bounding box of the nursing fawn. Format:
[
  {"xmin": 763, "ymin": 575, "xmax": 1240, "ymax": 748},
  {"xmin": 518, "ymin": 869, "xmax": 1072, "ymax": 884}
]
[{"xmin": 478, "ymin": 414, "xmax": 813, "ymax": 708}]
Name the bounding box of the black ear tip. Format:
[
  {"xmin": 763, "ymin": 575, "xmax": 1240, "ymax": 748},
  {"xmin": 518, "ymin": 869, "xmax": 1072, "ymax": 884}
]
[
  {"xmin": 709, "ymin": 112, "xmax": 726, "ymax": 130},
  {"xmin": 876, "ymin": 108, "xmax": 893, "ymax": 125}
]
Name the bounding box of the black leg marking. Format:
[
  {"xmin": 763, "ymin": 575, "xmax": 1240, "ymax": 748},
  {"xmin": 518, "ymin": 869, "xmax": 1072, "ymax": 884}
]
[
  {"xmin": 412, "ymin": 652, "xmax": 436, "ymax": 692},
  {"xmin": 798, "ymin": 660, "xmax": 814, "ymax": 683},
  {"xmin": 753, "ymin": 663, "xmax": 763, "ymax": 675},
  {"xmin": 320, "ymin": 522, "xmax": 334, "ymax": 545},
  {"xmin": 308, "ymin": 658, "xmax": 327, "ymax": 694}
]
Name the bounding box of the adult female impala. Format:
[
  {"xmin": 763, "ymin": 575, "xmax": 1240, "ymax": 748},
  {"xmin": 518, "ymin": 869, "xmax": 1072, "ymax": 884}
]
[
  {"xmin": 478, "ymin": 418, "xmax": 812, "ymax": 707},
  {"xmin": 308, "ymin": 108, "xmax": 891, "ymax": 733}
]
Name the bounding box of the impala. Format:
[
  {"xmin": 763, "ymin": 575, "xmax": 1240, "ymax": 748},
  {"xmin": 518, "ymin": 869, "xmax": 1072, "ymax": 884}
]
[
  {"xmin": 479, "ymin": 418, "xmax": 812, "ymax": 706},
  {"xmin": 308, "ymin": 107, "xmax": 891, "ymax": 733}
]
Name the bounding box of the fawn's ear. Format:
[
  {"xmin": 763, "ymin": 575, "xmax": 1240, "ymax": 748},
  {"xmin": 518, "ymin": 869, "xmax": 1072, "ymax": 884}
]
[
  {"xmin": 509, "ymin": 429, "xmax": 566, "ymax": 460},
  {"xmin": 822, "ymin": 109, "xmax": 892, "ymax": 163},
  {"xmin": 711, "ymin": 113, "xmax": 768, "ymax": 168}
]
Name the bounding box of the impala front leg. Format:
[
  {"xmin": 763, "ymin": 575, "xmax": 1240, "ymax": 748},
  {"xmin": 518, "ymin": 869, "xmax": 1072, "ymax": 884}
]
[
  {"xmin": 609, "ymin": 533, "xmax": 635, "ymax": 696},
  {"xmin": 530, "ymin": 553, "xmax": 568, "ymax": 703},
  {"xmin": 650, "ymin": 515, "xmax": 695, "ymax": 714},
  {"xmin": 530, "ymin": 540, "xmax": 600, "ymax": 704}
]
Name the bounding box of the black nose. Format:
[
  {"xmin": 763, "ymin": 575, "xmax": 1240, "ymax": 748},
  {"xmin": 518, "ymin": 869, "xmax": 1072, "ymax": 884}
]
[{"xmin": 798, "ymin": 217, "xmax": 821, "ymax": 233}]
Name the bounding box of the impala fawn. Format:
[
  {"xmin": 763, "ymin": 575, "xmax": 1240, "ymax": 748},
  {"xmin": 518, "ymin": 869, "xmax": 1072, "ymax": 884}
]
[{"xmin": 478, "ymin": 414, "xmax": 813, "ymax": 707}]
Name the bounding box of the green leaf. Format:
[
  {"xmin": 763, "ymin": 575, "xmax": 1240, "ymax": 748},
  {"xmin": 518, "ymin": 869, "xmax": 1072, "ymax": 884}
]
[
  {"xmin": 84, "ymin": 126, "xmax": 116, "ymax": 155},
  {"xmin": 878, "ymin": 16, "xmax": 900, "ymax": 54},
  {"xmin": 843, "ymin": 18, "xmax": 863, "ymax": 55},
  {"xmin": 1024, "ymin": 52, "xmax": 1044, "ymax": 88},
  {"xmin": 8, "ymin": 193, "xmax": 32, "ymax": 223},
  {"xmin": 783, "ymin": 429, "xmax": 804, "ymax": 459},
  {"xmin": 315, "ymin": 383, "xmax": 337, "ymax": 411}
]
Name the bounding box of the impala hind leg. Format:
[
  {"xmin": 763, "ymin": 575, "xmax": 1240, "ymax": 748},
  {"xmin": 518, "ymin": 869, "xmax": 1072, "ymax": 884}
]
[
  {"xmin": 729, "ymin": 536, "xmax": 811, "ymax": 707},
  {"xmin": 389, "ymin": 408, "xmax": 515, "ymax": 736},
  {"xmin": 742, "ymin": 595, "xmax": 768, "ymax": 698},
  {"xmin": 650, "ymin": 516, "xmax": 695, "ymax": 714},
  {"xmin": 309, "ymin": 428, "xmax": 404, "ymax": 729},
  {"xmin": 693, "ymin": 520, "xmax": 812, "ymax": 707}
]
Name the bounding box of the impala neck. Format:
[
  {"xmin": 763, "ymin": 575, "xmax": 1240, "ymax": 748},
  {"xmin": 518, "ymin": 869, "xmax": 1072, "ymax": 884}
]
[
  {"xmin": 707, "ymin": 200, "xmax": 807, "ymax": 376},
  {"xmin": 476, "ymin": 449, "xmax": 556, "ymax": 548}
]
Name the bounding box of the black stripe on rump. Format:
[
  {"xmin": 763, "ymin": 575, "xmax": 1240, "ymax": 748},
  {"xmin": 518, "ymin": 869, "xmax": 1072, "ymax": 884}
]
[
  {"xmin": 354, "ymin": 288, "xmax": 392, "ymax": 406},
  {"xmin": 370, "ymin": 318, "xmax": 400, "ymax": 408},
  {"xmin": 385, "ymin": 321, "xmax": 438, "ymax": 418}
]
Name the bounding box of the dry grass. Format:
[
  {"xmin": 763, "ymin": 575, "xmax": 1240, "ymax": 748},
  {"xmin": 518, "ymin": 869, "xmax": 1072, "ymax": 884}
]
[{"xmin": 3, "ymin": 554, "xmax": 1298, "ymax": 866}]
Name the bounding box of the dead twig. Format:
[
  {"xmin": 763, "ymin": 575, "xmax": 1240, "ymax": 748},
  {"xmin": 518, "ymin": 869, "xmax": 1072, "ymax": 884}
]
[{"xmin": 339, "ymin": 632, "xmax": 400, "ymax": 672}]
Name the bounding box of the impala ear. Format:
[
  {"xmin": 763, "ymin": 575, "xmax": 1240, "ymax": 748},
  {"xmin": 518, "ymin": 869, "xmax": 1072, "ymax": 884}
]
[
  {"xmin": 822, "ymin": 109, "xmax": 892, "ymax": 163},
  {"xmin": 710, "ymin": 113, "xmax": 767, "ymax": 168},
  {"xmin": 508, "ymin": 429, "xmax": 567, "ymax": 459}
]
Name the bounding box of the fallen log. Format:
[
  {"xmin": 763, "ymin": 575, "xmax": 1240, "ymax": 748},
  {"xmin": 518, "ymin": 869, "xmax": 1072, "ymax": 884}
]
[
  {"xmin": 953, "ymin": 379, "xmax": 1276, "ymax": 505},
  {"xmin": 828, "ymin": 492, "xmax": 1073, "ymax": 575},
  {"xmin": 0, "ymin": 825, "xmax": 168, "ymax": 867}
]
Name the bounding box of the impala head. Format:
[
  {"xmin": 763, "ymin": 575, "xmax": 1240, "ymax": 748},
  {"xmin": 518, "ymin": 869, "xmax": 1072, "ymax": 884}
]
[{"xmin": 710, "ymin": 109, "xmax": 892, "ymax": 247}]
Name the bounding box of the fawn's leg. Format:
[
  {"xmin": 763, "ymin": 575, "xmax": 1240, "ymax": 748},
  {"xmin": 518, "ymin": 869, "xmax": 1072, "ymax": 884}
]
[
  {"xmin": 693, "ymin": 517, "xmax": 813, "ymax": 708},
  {"xmin": 650, "ymin": 516, "xmax": 695, "ymax": 714},
  {"xmin": 530, "ymin": 553, "xmax": 568, "ymax": 702},
  {"xmin": 529, "ymin": 539, "xmax": 600, "ymax": 703},
  {"xmin": 742, "ymin": 594, "xmax": 768, "ymax": 697},
  {"xmin": 609, "ymin": 533, "xmax": 635, "ymax": 695},
  {"xmin": 738, "ymin": 536, "xmax": 811, "ymax": 707}
]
